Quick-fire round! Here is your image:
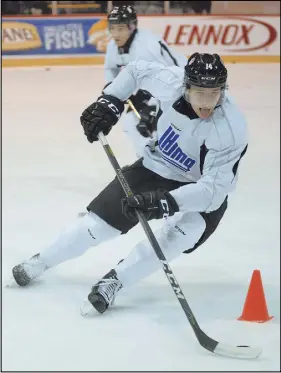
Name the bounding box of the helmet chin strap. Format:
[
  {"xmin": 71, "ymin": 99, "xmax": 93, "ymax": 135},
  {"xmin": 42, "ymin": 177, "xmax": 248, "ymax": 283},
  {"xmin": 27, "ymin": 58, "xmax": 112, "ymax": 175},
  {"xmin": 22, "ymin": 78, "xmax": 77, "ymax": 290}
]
[
  {"xmin": 183, "ymin": 88, "xmax": 190, "ymax": 103},
  {"xmin": 217, "ymin": 90, "xmax": 226, "ymax": 107}
]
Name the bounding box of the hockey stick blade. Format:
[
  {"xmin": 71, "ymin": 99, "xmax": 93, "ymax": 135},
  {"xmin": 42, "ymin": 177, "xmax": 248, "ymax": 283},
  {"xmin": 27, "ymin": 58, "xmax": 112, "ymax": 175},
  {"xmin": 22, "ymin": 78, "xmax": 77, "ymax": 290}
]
[{"xmin": 213, "ymin": 343, "xmax": 262, "ymax": 359}]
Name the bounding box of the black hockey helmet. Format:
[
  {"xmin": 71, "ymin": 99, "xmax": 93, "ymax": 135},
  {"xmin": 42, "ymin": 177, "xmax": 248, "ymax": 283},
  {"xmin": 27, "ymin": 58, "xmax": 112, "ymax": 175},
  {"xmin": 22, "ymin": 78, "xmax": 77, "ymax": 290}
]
[
  {"xmin": 108, "ymin": 5, "xmax": 137, "ymax": 27},
  {"xmin": 184, "ymin": 53, "xmax": 228, "ymax": 89}
]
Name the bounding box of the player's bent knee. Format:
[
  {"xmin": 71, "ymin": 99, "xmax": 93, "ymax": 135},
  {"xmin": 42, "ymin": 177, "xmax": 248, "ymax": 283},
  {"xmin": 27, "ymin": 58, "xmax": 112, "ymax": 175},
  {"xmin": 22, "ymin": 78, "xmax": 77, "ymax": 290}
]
[{"xmin": 82, "ymin": 212, "xmax": 121, "ymax": 244}]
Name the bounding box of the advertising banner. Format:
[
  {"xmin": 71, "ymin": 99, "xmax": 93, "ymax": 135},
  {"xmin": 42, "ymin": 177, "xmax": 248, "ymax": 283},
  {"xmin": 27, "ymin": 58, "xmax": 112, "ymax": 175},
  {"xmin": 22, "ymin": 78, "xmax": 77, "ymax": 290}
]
[
  {"xmin": 140, "ymin": 16, "xmax": 280, "ymax": 56},
  {"xmin": 2, "ymin": 15, "xmax": 280, "ymax": 67},
  {"xmin": 2, "ymin": 16, "xmax": 109, "ymax": 57}
]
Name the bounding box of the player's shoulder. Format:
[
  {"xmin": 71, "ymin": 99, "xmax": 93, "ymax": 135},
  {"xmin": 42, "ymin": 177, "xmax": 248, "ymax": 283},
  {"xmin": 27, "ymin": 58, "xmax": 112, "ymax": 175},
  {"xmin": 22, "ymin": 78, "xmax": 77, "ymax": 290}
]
[
  {"xmin": 135, "ymin": 29, "xmax": 163, "ymax": 47},
  {"xmin": 132, "ymin": 60, "xmax": 184, "ymax": 86},
  {"xmin": 132, "ymin": 59, "xmax": 183, "ymax": 75},
  {"xmin": 136, "ymin": 28, "xmax": 161, "ymax": 40},
  {"xmin": 210, "ymin": 94, "xmax": 248, "ymax": 149},
  {"xmin": 223, "ymin": 94, "xmax": 248, "ymax": 139}
]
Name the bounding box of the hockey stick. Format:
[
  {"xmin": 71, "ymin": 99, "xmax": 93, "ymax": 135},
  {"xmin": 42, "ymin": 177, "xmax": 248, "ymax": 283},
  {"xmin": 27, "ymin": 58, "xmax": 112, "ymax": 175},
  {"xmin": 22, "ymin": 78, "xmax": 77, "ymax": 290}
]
[
  {"xmin": 127, "ymin": 99, "xmax": 142, "ymax": 119},
  {"xmin": 77, "ymin": 102, "xmax": 152, "ymax": 219},
  {"xmin": 127, "ymin": 99, "xmax": 153, "ymax": 138},
  {"xmin": 97, "ymin": 131, "xmax": 262, "ymax": 360}
]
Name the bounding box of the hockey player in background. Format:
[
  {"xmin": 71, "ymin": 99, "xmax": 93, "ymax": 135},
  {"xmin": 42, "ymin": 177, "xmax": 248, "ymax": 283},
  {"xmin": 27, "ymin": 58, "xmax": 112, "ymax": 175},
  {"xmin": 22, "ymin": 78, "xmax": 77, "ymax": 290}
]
[
  {"xmin": 104, "ymin": 5, "xmax": 187, "ymax": 156},
  {"xmin": 11, "ymin": 53, "xmax": 248, "ymax": 316}
]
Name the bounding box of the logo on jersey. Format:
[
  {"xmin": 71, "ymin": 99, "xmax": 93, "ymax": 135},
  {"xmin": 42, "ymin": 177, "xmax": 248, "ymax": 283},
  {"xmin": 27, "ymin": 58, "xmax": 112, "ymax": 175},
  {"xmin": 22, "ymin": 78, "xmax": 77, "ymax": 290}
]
[
  {"xmin": 159, "ymin": 126, "xmax": 195, "ymax": 172},
  {"xmin": 171, "ymin": 123, "xmax": 181, "ymax": 131}
]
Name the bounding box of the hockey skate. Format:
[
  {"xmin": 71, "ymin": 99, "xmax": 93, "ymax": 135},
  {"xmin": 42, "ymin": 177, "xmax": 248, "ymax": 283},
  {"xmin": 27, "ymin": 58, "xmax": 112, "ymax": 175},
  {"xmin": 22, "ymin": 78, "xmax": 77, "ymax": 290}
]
[
  {"xmin": 8, "ymin": 253, "xmax": 48, "ymax": 287},
  {"xmin": 80, "ymin": 269, "xmax": 122, "ymax": 316}
]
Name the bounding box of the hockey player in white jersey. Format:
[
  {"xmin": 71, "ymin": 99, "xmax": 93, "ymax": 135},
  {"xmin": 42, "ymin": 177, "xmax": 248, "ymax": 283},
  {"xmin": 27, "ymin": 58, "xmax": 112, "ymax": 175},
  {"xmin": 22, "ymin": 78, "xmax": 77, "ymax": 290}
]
[
  {"xmin": 105, "ymin": 5, "xmax": 187, "ymax": 156},
  {"xmin": 11, "ymin": 53, "xmax": 248, "ymax": 316}
]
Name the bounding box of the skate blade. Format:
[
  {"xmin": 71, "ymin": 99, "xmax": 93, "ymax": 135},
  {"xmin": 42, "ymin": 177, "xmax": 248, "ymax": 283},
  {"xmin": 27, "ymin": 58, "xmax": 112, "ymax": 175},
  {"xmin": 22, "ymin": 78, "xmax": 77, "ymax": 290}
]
[
  {"xmin": 80, "ymin": 297, "xmax": 96, "ymax": 317},
  {"xmin": 4, "ymin": 275, "xmax": 18, "ymax": 288}
]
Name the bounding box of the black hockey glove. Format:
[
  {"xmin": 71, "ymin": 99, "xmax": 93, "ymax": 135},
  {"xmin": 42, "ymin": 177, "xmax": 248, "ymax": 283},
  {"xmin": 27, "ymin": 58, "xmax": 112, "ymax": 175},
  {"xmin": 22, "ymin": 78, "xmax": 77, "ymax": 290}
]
[
  {"xmin": 80, "ymin": 95, "xmax": 124, "ymax": 143},
  {"xmin": 128, "ymin": 89, "xmax": 152, "ymax": 112},
  {"xmin": 121, "ymin": 190, "xmax": 179, "ymax": 223},
  {"xmin": 136, "ymin": 105, "xmax": 158, "ymax": 138}
]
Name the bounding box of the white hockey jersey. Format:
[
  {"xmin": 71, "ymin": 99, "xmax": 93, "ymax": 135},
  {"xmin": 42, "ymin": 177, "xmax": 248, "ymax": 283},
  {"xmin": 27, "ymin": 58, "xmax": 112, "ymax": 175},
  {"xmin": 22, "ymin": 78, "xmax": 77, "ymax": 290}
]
[
  {"xmin": 104, "ymin": 29, "xmax": 187, "ymax": 83},
  {"xmin": 104, "ymin": 60, "xmax": 248, "ymax": 214}
]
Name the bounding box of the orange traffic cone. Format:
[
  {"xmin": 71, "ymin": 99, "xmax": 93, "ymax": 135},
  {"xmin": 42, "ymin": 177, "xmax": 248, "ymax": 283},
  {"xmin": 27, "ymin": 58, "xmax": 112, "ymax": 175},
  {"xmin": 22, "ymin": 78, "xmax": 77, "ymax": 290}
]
[{"xmin": 238, "ymin": 269, "xmax": 273, "ymax": 323}]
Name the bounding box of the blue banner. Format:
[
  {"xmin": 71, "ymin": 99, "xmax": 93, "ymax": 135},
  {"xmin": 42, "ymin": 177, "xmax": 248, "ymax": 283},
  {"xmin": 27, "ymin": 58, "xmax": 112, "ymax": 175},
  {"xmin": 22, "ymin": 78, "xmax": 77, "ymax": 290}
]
[{"xmin": 2, "ymin": 17, "xmax": 109, "ymax": 56}]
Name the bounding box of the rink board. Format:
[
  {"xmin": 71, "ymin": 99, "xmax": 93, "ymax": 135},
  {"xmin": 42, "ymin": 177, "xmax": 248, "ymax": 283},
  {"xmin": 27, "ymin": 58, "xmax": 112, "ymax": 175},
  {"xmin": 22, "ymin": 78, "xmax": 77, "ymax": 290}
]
[{"xmin": 2, "ymin": 15, "xmax": 280, "ymax": 67}]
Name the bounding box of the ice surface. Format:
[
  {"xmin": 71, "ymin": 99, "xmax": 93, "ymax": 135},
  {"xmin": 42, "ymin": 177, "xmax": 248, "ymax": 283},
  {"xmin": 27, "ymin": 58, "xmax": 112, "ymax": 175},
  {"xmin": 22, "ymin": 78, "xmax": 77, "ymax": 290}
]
[{"xmin": 2, "ymin": 64, "xmax": 280, "ymax": 371}]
